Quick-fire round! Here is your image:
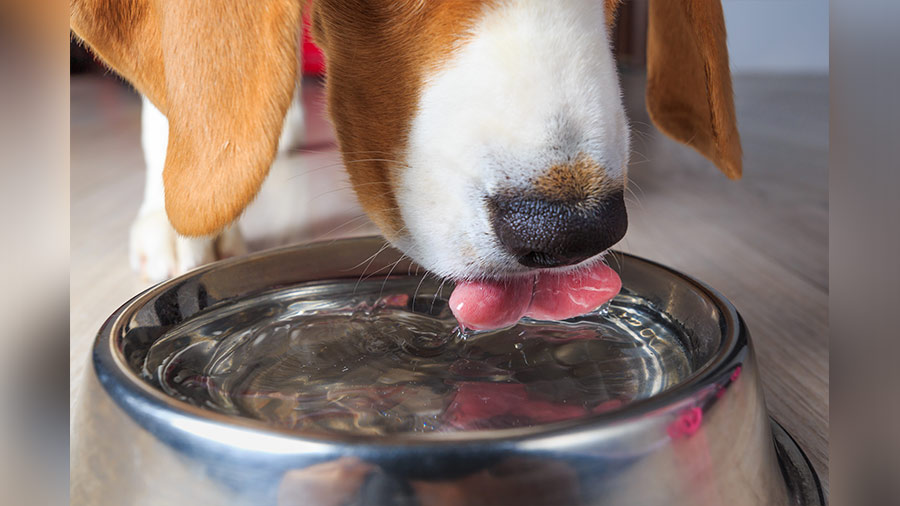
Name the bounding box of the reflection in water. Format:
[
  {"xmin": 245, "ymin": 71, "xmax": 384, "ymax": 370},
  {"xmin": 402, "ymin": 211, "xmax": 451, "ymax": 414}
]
[{"xmin": 142, "ymin": 278, "xmax": 691, "ymax": 436}]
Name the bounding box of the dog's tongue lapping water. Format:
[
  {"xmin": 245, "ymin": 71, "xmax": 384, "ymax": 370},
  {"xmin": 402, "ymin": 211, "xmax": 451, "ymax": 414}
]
[{"xmin": 449, "ymin": 262, "xmax": 621, "ymax": 330}]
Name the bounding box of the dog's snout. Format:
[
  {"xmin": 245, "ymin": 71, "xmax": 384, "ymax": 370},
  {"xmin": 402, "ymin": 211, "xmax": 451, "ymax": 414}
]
[{"xmin": 489, "ymin": 190, "xmax": 628, "ymax": 268}]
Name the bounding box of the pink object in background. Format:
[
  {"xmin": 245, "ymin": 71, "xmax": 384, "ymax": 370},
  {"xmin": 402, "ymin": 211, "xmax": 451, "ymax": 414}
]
[{"xmin": 301, "ymin": 14, "xmax": 325, "ymax": 76}]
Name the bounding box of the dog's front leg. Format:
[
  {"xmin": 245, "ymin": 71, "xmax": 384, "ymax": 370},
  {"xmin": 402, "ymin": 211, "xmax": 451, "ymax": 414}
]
[{"xmin": 129, "ymin": 95, "xmax": 247, "ymax": 282}]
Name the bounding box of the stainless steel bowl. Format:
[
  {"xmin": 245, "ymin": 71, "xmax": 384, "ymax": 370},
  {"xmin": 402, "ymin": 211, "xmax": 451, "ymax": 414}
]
[{"xmin": 71, "ymin": 237, "xmax": 824, "ymax": 505}]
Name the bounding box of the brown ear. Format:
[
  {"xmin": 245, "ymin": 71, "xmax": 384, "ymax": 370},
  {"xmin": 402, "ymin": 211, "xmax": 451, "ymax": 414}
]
[
  {"xmin": 646, "ymin": 0, "xmax": 742, "ymax": 179},
  {"xmin": 605, "ymin": 0, "xmax": 623, "ymax": 27},
  {"xmin": 71, "ymin": 0, "xmax": 301, "ymax": 235}
]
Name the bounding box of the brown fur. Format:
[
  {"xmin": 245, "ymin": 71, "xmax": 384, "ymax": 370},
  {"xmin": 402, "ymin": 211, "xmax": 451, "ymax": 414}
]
[
  {"xmin": 70, "ymin": 0, "xmax": 741, "ymax": 238},
  {"xmin": 646, "ymin": 0, "xmax": 743, "ymax": 179},
  {"xmin": 532, "ymin": 153, "xmax": 617, "ymax": 206},
  {"xmin": 310, "ymin": 0, "xmax": 498, "ymax": 239},
  {"xmin": 605, "ymin": 0, "xmax": 623, "ymax": 26}
]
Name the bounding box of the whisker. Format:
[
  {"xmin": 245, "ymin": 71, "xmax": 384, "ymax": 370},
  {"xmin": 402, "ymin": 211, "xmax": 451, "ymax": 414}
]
[
  {"xmin": 628, "ymin": 179, "xmax": 647, "ymax": 199},
  {"xmin": 431, "ymin": 277, "xmax": 449, "ymax": 314},
  {"xmin": 412, "ymin": 270, "xmax": 431, "ymax": 309},
  {"xmin": 345, "ymin": 240, "xmax": 392, "ymax": 274},
  {"xmin": 628, "ymin": 148, "xmax": 651, "ymax": 164},
  {"xmin": 379, "ymin": 256, "xmax": 406, "ymax": 299},
  {"xmin": 624, "ymin": 185, "xmax": 645, "ymax": 212},
  {"xmin": 307, "ymin": 181, "xmax": 397, "ymax": 204},
  {"xmin": 342, "ymin": 158, "xmax": 412, "ymax": 167},
  {"xmin": 314, "ymin": 206, "xmax": 400, "ymax": 241},
  {"xmin": 358, "ymin": 259, "xmax": 402, "ymax": 284},
  {"xmin": 353, "ymin": 241, "xmax": 395, "ymax": 293},
  {"xmin": 609, "ymin": 248, "xmax": 623, "ymax": 272},
  {"xmin": 318, "ymin": 214, "xmax": 373, "ymax": 239},
  {"xmin": 286, "ymin": 157, "xmax": 412, "ymax": 182},
  {"xmin": 355, "ymin": 229, "xmax": 409, "ymax": 286},
  {"xmin": 285, "ymin": 161, "xmax": 346, "ymax": 181},
  {"xmin": 288, "ymin": 149, "xmax": 400, "ymax": 156}
]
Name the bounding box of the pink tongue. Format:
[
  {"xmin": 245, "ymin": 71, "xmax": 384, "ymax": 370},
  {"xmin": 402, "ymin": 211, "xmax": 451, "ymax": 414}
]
[
  {"xmin": 449, "ymin": 262, "xmax": 621, "ymax": 331},
  {"xmin": 448, "ymin": 276, "xmax": 533, "ymax": 331}
]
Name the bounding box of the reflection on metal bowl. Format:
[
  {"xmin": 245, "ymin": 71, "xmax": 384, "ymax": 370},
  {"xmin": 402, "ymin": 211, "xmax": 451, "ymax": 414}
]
[{"xmin": 71, "ymin": 237, "xmax": 824, "ymax": 505}]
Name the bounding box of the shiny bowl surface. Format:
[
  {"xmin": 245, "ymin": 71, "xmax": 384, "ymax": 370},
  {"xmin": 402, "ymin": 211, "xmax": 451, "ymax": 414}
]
[{"xmin": 71, "ymin": 237, "xmax": 823, "ymax": 505}]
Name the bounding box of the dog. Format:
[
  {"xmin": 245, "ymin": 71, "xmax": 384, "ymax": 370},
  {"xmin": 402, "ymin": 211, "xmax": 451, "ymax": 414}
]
[{"xmin": 71, "ymin": 0, "xmax": 740, "ymax": 329}]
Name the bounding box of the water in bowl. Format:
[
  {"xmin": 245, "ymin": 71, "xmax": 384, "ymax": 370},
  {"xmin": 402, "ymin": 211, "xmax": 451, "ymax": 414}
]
[{"xmin": 142, "ymin": 277, "xmax": 692, "ymax": 436}]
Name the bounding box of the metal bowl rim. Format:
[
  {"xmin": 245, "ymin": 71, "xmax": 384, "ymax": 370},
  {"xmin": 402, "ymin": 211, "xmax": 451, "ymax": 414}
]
[{"xmin": 93, "ymin": 236, "xmax": 746, "ymax": 448}]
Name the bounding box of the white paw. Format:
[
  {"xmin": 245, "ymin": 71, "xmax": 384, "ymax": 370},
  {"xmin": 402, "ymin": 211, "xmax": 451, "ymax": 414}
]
[{"xmin": 129, "ymin": 210, "xmax": 246, "ymax": 283}]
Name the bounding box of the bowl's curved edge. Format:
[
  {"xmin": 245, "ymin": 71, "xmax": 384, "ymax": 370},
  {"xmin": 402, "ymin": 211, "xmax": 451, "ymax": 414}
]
[
  {"xmin": 771, "ymin": 419, "xmax": 826, "ymax": 506},
  {"xmin": 94, "ymin": 242, "xmax": 747, "ymax": 447}
]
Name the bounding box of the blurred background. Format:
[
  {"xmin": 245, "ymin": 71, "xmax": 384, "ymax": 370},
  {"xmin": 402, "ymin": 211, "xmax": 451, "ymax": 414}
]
[
  {"xmin": 67, "ymin": 0, "xmax": 831, "ymax": 499},
  {"xmin": 0, "ymin": 0, "xmax": 896, "ymax": 504},
  {"xmin": 22, "ymin": 0, "xmax": 900, "ymax": 504}
]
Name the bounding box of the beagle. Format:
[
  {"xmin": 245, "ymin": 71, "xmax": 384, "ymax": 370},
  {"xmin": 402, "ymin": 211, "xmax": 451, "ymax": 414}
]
[{"xmin": 71, "ymin": 0, "xmax": 741, "ymax": 329}]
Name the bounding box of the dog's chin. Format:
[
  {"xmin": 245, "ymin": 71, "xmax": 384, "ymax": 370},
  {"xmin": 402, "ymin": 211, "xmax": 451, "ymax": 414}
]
[
  {"xmin": 527, "ymin": 250, "xmax": 614, "ymax": 276},
  {"xmin": 389, "ymin": 232, "xmax": 612, "ymax": 281},
  {"xmin": 468, "ymin": 251, "xmax": 615, "ymax": 286},
  {"xmin": 385, "ymin": 230, "xmax": 623, "ymax": 330}
]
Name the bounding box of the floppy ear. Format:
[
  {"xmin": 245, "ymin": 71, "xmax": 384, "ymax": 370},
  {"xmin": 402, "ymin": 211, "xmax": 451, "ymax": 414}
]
[
  {"xmin": 71, "ymin": 0, "xmax": 301, "ymax": 235},
  {"xmin": 605, "ymin": 0, "xmax": 623, "ymax": 26},
  {"xmin": 645, "ymin": 0, "xmax": 742, "ymax": 179}
]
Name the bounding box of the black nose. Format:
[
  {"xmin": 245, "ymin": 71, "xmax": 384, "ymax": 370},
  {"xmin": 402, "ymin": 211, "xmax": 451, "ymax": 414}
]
[{"xmin": 488, "ymin": 190, "xmax": 628, "ymax": 268}]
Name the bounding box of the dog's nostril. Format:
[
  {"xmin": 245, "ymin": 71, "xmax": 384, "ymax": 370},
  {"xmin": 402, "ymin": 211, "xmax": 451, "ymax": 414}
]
[
  {"xmin": 488, "ymin": 190, "xmax": 628, "ymax": 268},
  {"xmin": 519, "ymin": 251, "xmax": 567, "ymax": 268}
]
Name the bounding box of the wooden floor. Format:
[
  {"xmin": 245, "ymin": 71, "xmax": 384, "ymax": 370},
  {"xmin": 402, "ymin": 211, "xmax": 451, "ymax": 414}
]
[{"xmin": 71, "ymin": 72, "xmax": 828, "ymax": 493}]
